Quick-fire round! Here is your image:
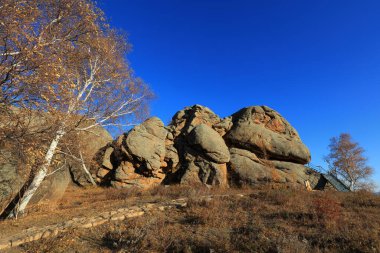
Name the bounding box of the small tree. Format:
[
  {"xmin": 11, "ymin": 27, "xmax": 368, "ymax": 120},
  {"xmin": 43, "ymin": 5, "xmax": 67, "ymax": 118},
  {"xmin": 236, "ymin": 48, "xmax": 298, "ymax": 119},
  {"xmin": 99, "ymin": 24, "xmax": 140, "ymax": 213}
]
[{"xmin": 325, "ymin": 133, "xmax": 373, "ymax": 191}]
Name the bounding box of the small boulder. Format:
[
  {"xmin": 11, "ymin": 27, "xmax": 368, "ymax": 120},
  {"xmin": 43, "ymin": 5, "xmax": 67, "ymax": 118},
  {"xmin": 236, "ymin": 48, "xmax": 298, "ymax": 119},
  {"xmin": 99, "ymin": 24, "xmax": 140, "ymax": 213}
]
[
  {"xmin": 164, "ymin": 144, "xmax": 180, "ymax": 173},
  {"xmin": 114, "ymin": 161, "xmax": 135, "ymax": 182},
  {"xmin": 213, "ymin": 116, "xmax": 233, "ymax": 136},
  {"xmin": 111, "ymin": 162, "xmax": 163, "ymax": 189},
  {"xmin": 101, "ymin": 147, "xmax": 114, "ymax": 170}
]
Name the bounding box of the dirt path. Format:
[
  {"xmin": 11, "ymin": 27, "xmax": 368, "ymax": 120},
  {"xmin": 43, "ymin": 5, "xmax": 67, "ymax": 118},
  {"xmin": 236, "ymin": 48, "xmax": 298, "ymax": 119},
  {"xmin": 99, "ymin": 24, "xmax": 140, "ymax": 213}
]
[
  {"xmin": 0, "ymin": 198, "xmax": 188, "ymax": 250},
  {"xmin": 0, "ymin": 185, "xmax": 246, "ymax": 251},
  {"xmin": 0, "ymin": 187, "xmax": 140, "ymax": 239}
]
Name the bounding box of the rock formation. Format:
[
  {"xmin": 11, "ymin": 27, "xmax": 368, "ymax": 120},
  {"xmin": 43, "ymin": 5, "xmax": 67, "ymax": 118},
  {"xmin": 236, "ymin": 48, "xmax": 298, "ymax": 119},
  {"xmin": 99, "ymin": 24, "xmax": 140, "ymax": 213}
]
[
  {"xmin": 92, "ymin": 105, "xmax": 319, "ymax": 189},
  {"xmin": 0, "ymin": 104, "xmax": 319, "ymax": 209}
]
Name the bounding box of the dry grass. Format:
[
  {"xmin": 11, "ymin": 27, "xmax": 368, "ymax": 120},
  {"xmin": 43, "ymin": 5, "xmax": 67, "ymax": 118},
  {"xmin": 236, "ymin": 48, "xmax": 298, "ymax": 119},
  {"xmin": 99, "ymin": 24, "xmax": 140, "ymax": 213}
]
[{"xmin": 7, "ymin": 185, "xmax": 379, "ymax": 253}]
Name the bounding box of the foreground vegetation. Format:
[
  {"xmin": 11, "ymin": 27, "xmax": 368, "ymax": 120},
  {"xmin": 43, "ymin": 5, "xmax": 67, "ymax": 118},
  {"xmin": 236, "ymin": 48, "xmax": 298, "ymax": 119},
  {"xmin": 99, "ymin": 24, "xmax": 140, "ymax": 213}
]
[{"xmin": 6, "ymin": 185, "xmax": 378, "ymax": 253}]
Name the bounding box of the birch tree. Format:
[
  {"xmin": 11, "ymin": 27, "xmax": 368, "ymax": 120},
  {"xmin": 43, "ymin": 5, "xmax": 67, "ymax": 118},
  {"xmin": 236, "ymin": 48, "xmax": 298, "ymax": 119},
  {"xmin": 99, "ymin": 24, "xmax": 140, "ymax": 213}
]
[
  {"xmin": 325, "ymin": 133, "xmax": 373, "ymax": 191},
  {"xmin": 4, "ymin": 0, "xmax": 151, "ymax": 218},
  {"xmin": 0, "ymin": 0, "xmax": 94, "ymax": 169}
]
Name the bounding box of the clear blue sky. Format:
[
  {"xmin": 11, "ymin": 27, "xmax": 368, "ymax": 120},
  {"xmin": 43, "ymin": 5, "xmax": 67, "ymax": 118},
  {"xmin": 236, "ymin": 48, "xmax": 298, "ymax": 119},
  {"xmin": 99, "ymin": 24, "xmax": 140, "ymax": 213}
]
[{"xmin": 99, "ymin": 0, "xmax": 380, "ymax": 188}]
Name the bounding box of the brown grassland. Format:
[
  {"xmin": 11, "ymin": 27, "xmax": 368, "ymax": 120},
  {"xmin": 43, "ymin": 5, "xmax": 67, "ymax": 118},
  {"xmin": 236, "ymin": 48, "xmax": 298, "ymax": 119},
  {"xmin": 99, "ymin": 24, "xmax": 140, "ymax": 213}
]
[{"xmin": 2, "ymin": 185, "xmax": 380, "ymax": 253}]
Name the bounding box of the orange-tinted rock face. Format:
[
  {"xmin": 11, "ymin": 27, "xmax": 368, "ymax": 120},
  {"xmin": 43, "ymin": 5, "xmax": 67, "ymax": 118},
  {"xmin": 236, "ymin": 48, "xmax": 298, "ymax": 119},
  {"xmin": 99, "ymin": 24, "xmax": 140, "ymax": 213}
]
[
  {"xmin": 266, "ymin": 118, "xmax": 286, "ymax": 134},
  {"xmin": 217, "ymin": 163, "xmax": 228, "ymax": 187},
  {"xmin": 225, "ymin": 106, "xmax": 310, "ymax": 164}
]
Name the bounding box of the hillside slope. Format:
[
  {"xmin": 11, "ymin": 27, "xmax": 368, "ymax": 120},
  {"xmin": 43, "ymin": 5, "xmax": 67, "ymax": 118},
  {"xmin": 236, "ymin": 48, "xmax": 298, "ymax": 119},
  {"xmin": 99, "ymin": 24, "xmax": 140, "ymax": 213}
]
[{"xmin": 1, "ymin": 185, "xmax": 379, "ymax": 253}]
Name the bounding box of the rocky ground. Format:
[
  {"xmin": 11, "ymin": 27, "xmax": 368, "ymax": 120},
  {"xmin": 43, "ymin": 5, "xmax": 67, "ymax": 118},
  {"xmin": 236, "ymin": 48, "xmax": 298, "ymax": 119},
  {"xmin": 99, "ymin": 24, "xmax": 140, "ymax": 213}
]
[{"xmin": 1, "ymin": 185, "xmax": 380, "ymax": 253}]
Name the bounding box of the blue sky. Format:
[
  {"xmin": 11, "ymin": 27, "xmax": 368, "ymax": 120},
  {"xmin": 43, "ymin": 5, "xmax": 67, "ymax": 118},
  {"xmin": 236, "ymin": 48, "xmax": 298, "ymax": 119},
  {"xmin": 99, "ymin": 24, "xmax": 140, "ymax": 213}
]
[{"xmin": 100, "ymin": 0, "xmax": 380, "ymax": 188}]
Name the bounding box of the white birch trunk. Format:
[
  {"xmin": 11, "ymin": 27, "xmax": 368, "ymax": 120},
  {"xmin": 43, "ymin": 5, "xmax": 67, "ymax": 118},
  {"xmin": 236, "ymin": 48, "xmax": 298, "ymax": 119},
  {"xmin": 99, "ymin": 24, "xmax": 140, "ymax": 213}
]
[
  {"xmin": 7, "ymin": 127, "xmax": 66, "ymax": 218},
  {"xmin": 349, "ymin": 181, "xmax": 354, "ymax": 191},
  {"xmin": 79, "ymin": 151, "xmax": 96, "ymax": 186}
]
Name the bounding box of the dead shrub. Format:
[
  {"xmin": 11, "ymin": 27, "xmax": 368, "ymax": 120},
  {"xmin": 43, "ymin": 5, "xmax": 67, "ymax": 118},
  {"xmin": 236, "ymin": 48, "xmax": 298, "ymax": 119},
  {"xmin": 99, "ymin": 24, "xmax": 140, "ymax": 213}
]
[
  {"xmin": 312, "ymin": 194, "xmax": 342, "ymax": 229},
  {"xmin": 103, "ymin": 186, "xmax": 143, "ymax": 200},
  {"xmin": 342, "ymin": 191, "xmax": 380, "ymax": 208}
]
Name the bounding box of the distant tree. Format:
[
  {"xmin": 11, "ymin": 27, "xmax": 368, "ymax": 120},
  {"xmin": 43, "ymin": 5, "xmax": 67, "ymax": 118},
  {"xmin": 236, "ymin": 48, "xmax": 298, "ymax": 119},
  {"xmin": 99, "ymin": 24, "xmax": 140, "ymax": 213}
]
[
  {"xmin": 1, "ymin": 0, "xmax": 151, "ymax": 218},
  {"xmin": 325, "ymin": 133, "xmax": 373, "ymax": 191}
]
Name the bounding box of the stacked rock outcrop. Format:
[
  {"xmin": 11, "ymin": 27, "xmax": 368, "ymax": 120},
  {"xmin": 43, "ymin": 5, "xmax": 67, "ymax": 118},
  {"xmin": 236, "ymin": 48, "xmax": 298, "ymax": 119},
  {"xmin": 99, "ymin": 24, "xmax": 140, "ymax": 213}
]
[
  {"xmin": 91, "ymin": 105, "xmax": 319, "ymax": 189},
  {"xmin": 225, "ymin": 106, "xmax": 314, "ymax": 185},
  {"xmin": 93, "ymin": 117, "xmax": 167, "ymax": 188}
]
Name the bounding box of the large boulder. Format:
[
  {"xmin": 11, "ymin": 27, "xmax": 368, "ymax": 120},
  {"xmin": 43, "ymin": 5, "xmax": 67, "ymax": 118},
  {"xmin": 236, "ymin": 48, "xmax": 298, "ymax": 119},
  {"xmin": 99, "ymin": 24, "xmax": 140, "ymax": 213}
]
[
  {"xmin": 173, "ymin": 147, "xmax": 228, "ymax": 187},
  {"xmin": 187, "ymin": 124, "xmax": 230, "ymax": 163},
  {"xmin": 228, "ymin": 148, "xmax": 316, "ymax": 185},
  {"xmin": 95, "ymin": 117, "xmax": 168, "ymax": 189},
  {"xmin": 69, "ymin": 125, "xmax": 113, "ymax": 186},
  {"xmin": 228, "ymin": 149, "xmax": 272, "ymax": 184},
  {"xmin": 0, "ymin": 159, "xmax": 71, "ymax": 211},
  {"xmin": 225, "ymin": 106, "xmax": 311, "ymax": 164},
  {"xmin": 0, "ymin": 152, "xmax": 24, "ymax": 211},
  {"xmin": 31, "ymin": 165, "xmax": 71, "ymax": 205},
  {"xmin": 124, "ymin": 117, "xmax": 167, "ymax": 175}
]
